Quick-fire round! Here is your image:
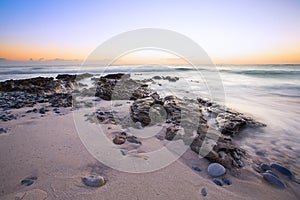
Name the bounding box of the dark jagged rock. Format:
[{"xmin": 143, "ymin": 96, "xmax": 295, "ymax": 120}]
[
  {"xmin": 95, "ymin": 74, "xmax": 153, "ymax": 100},
  {"xmin": 165, "ymin": 125, "xmax": 181, "ymax": 141},
  {"xmin": 197, "ymin": 97, "xmax": 266, "ymax": 136},
  {"xmin": 130, "ymin": 97, "xmax": 155, "ymax": 126},
  {"xmin": 56, "ymin": 73, "xmax": 93, "ymax": 82},
  {"xmin": 103, "ymin": 73, "xmax": 130, "ymax": 79}
]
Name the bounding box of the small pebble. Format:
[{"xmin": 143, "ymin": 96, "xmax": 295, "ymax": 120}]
[
  {"xmin": 20, "ymin": 179, "xmax": 34, "ymax": 186},
  {"xmin": 222, "ymin": 177, "xmax": 232, "ymax": 185},
  {"xmin": 192, "ymin": 164, "xmax": 202, "ymax": 172},
  {"xmin": 201, "ymin": 187, "xmax": 207, "ymax": 197},
  {"xmin": 212, "ymin": 178, "xmax": 223, "ymax": 186},
  {"xmin": 81, "ymin": 175, "xmax": 105, "ymax": 187},
  {"xmin": 120, "ymin": 149, "xmax": 126, "ymax": 156}
]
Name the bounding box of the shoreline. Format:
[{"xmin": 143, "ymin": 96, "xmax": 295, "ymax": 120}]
[{"xmin": 0, "ymin": 73, "xmax": 299, "ymax": 199}]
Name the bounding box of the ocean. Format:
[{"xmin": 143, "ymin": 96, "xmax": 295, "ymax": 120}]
[{"xmin": 1, "ymin": 63, "xmax": 300, "ymax": 172}]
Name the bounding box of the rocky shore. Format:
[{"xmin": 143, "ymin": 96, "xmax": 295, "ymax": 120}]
[{"xmin": 1, "ymin": 73, "xmax": 299, "ymax": 199}]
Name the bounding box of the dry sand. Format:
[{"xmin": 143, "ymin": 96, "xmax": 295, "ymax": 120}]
[{"xmin": 0, "ymin": 101, "xmax": 299, "ymax": 200}]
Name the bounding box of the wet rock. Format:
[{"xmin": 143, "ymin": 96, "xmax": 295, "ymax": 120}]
[
  {"xmin": 152, "ymin": 76, "xmax": 162, "ymax": 80},
  {"xmin": 216, "ymin": 113, "xmax": 246, "ymax": 135},
  {"xmin": 208, "ymin": 163, "xmax": 226, "ymax": 177},
  {"xmin": 263, "ymin": 173, "xmax": 286, "ymax": 188},
  {"xmin": 212, "ymin": 178, "xmax": 223, "ymax": 186},
  {"xmin": 0, "ymin": 77, "xmax": 63, "ymax": 93},
  {"xmin": 103, "ymin": 73, "xmax": 129, "ymax": 79},
  {"xmin": 270, "ymin": 163, "xmax": 293, "ymax": 177},
  {"xmin": 131, "ymin": 97, "xmax": 155, "ymax": 126},
  {"xmin": 201, "ymin": 187, "xmax": 207, "ymax": 197},
  {"xmin": 192, "ymin": 164, "xmax": 202, "ymax": 172},
  {"xmin": 95, "ymin": 74, "xmax": 153, "ymax": 100},
  {"xmin": 81, "ymin": 175, "xmax": 105, "ymax": 187},
  {"xmin": 222, "ymin": 177, "xmax": 232, "ymax": 185}
]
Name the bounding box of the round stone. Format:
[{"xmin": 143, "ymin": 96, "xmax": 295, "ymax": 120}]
[{"xmin": 208, "ymin": 163, "xmax": 226, "ymax": 177}]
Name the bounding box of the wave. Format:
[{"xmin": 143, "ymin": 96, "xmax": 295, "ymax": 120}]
[{"xmin": 220, "ymin": 69, "xmax": 300, "ymax": 76}]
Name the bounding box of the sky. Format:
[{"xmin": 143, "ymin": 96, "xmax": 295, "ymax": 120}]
[{"xmin": 0, "ymin": 0, "xmax": 300, "ymax": 64}]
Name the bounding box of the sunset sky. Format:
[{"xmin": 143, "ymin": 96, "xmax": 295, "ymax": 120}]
[{"xmin": 0, "ymin": 0, "xmax": 300, "ymax": 64}]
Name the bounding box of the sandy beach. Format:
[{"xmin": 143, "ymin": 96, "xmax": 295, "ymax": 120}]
[{"xmin": 0, "ymin": 90, "xmax": 299, "ymax": 199}]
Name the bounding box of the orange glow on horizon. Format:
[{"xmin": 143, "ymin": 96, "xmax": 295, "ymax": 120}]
[{"xmin": 1, "ymin": 43, "xmax": 299, "ymax": 64}]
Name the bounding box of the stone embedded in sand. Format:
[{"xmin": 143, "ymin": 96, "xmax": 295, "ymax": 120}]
[
  {"xmin": 212, "ymin": 178, "xmax": 223, "ymax": 186},
  {"xmin": 126, "ymin": 135, "xmax": 142, "ymax": 144},
  {"xmin": 222, "ymin": 177, "xmax": 232, "ymax": 185},
  {"xmin": 20, "ymin": 179, "xmax": 34, "ymax": 186},
  {"xmin": 208, "ymin": 163, "xmax": 226, "ymax": 177},
  {"xmin": 192, "ymin": 164, "xmax": 202, "ymax": 172},
  {"xmin": 270, "ymin": 163, "xmax": 293, "ymax": 177},
  {"xmin": 201, "ymin": 187, "xmax": 207, "ymax": 197},
  {"xmin": 113, "ymin": 135, "xmax": 126, "ymax": 145},
  {"xmin": 81, "ymin": 175, "xmax": 105, "ymax": 187},
  {"xmin": 263, "ymin": 173, "xmax": 286, "ymax": 188}
]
